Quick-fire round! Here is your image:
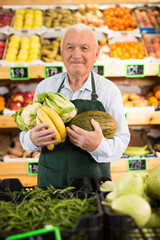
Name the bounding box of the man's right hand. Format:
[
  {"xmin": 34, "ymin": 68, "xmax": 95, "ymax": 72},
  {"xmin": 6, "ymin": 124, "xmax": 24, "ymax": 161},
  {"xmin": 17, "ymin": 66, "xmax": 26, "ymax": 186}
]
[{"xmin": 30, "ymin": 123, "xmax": 59, "ymax": 147}]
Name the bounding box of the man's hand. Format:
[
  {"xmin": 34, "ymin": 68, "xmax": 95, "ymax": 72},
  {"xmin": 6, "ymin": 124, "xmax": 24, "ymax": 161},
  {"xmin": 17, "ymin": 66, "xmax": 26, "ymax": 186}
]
[
  {"xmin": 30, "ymin": 123, "xmax": 59, "ymax": 147},
  {"xmin": 66, "ymin": 119, "xmax": 103, "ymax": 152}
]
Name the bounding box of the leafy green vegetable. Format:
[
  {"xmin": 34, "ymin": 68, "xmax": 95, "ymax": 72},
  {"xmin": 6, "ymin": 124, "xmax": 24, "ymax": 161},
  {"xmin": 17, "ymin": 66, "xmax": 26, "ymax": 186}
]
[
  {"xmin": 37, "ymin": 92, "xmax": 77, "ymax": 123},
  {"xmin": 12, "ymin": 101, "xmax": 42, "ymax": 131}
]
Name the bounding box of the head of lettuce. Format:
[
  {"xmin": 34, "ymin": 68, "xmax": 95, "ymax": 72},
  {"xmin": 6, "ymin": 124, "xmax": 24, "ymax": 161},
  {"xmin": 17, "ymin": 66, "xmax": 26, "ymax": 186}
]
[{"xmin": 12, "ymin": 92, "xmax": 77, "ymax": 131}]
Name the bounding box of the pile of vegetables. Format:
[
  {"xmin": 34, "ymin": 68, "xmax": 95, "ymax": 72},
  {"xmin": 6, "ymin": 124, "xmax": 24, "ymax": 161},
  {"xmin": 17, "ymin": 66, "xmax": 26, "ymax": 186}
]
[
  {"xmin": 101, "ymin": 167, "xmax": 160, "ymax": 229},
  {"xmin": 0, "ymin": 186, "xmax": 97, "ymax": 233},
  {"xmin": 12, "ymin": 92, "xmax": 77, "ymax": 131}
]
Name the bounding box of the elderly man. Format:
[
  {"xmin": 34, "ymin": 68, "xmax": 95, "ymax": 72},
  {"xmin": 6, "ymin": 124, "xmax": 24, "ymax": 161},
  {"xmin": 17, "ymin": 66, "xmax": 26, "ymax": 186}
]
[{"xmin": 20, "ymin": 23, "xmax": 130, "ymax": 187}]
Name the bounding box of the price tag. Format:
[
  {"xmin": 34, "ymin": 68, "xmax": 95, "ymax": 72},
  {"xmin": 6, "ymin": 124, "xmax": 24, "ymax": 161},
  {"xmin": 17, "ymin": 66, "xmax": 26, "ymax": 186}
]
[
  {"xmin": 127, "ymin": 158, "xmax": 147, "ymax": 172},
  {"xmin": 92, "ymin": 64, "xmax": 105, "ymax": 76},
  {"xmin": 158, "ymin": 64, "xmax": 160, "ymax": 77},
  {"xmin": 10, "ymin": 67, "xmax": 29, "ymax": 80},
  {"xmin": 44, "ymin": 66, "xmax": 63, "ymax": 78},
  {"xmin": 126, "ymin": 64, "xmax": 145, "ymax": 78},
  {"xmin": 27, "ymin": 162, "xmax": 38, "ymax": 175},
  {"xmin": 5, "ymin": 226, "xmax": 61, "ymax": 240}
]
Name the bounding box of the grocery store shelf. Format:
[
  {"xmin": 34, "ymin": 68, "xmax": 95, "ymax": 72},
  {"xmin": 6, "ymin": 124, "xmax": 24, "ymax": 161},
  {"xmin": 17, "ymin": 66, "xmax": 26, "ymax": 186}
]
[
  {"xmin": 127, "ymin": 111, "xmax": 160, "ymax": 125},
  {"xmin": 111, "ymin": 157, "xmax": 160, "ymax": 181},
  {"xmin": 0, "ymin": 111, "xmax": 160, "ymax": 128},
  {"xmin": 0, "ymin": 157, "xmax": 159, "ymax": 186},
  {"xmin": 0, "ymin": 62, "xmax": 159, "ymax": 80}
]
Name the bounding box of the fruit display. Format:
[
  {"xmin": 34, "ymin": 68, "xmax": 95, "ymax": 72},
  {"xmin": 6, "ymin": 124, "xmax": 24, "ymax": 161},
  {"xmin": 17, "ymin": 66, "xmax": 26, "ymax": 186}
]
[
  {"xmin": 98, "ymin": 37, "xmax": 110, "ymax": 60},
  {"xmin": 41, "ymin": 37, "xmax": 62, "ymax": 62},
  {"xmin": 69, "ymin": 110, "xmax": 118, "ymax": 139},
  {"xmin": 74, "ymin": 4, "xmax": 105, "ymax": 27},
  {"xmin": 143, "ymin": 34, "xmax": 160, "ymax": 58},
  {"xmin": 110, "ymin": 40, "xmax": 146, "ymax": 59},
  {"xmin": 123, "ymin": 145, "xmax": 150, "ymax": 156},
  {"xmin": 122, "ymin": 92, "xmax": 151, "ymax": 108},
  {"xmin": 8, "ymin": 91, "xmax": 35, "ymax": 110},
  {"xmin": 0, "ymin": 39, "xmax": 5, "ymax": 59},
  {"xmin": 0, "ymin": 95, "xmax": 5, "ymax": 111},
  {"xmin": 13, "ymin": 8, "xmax": 43, "ymax": 30},
  {"xmin": 5, "ymin": 34, "xmax": 40, "ymax": 62},
  {"xmin": 133, "ymin": 7, "xmax": 160, "ymax": 29},
  {"xmin": 103, "ymin": 6, "xmax": 137, "ymax": 31},
  {"xmin": 147, "ymin": 84, "xmax": 160, "ymax": 108},
  {"xmin": 102, "ymin": 168, "xmax": 160, "ymax": 230},
  {"xmin": 44, "ymin": 7, "xmax": 74, "ymax": 28},
  {"xmin": 0, "ymin": 9, "xmax": 13, "ymax": 27}
]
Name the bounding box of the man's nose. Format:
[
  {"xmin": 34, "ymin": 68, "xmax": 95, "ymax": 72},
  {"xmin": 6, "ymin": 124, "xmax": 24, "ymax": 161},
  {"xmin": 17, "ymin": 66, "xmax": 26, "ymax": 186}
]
[{"xmin": 73, "ymin": 47, "xmax": 81, "ymax": 58}]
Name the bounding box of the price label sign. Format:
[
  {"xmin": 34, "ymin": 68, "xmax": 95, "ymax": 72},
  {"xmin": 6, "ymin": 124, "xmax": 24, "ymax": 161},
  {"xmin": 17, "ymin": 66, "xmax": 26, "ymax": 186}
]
[
  {"xmin": 44, "ymin": 66, "xmax": 63, "ymax": 78},
  {"xmin": 27, "ymin": 162, "xmax": 38, "ymax": 175},
  {"xmin": 126, "ymin": 64, "xmax": 145, "ymax": 78},
  {"xmin": 92, "ymin": 64, "xmax": 105, "ymax": 76},
  {"xmin": 5, "ymin": 226, "xmax": 62, "ymax": 240},
  {"xmin": 10, "ymin": 67, "xmax": 29, "ymax": 80},
  {"xmin": 158, "ymin": 64, "xmax": 160, "ymax": 77},
  {"xmin": 127, "ymin": 158, "xmax": 147, "ymax": 172}
]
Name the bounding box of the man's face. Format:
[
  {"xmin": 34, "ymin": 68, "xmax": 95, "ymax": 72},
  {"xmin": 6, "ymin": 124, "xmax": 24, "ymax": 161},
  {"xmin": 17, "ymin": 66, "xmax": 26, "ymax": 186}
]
[{"xmin": 61, "ymin": 29, "xmax": 99, "ymax": 79}]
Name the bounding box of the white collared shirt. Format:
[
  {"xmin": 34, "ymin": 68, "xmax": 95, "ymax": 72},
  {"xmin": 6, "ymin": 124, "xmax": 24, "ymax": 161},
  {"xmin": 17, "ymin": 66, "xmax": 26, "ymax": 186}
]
[{"xmin": 20, "ymin": 71, "xmax": 130, "ymax": 163}]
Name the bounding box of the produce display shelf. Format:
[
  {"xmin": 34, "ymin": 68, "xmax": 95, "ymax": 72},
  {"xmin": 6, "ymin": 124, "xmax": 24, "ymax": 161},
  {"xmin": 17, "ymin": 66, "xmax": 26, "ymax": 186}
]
[
  {"xmin": 0, "ymin": 62, "xmax": 159, "ymax": 80},
  {"xmin": 0, "ymin": 111, "xmax": 160, "ymax": 129},
  {"xmin": 0, "ymin": 157, "xmax": 159, "ymax": 186}
]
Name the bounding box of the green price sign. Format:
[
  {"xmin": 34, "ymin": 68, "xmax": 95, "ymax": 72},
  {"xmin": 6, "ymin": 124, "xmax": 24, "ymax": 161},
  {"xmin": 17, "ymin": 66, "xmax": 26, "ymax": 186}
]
[
  {"xmin": 158, "ymin": 64, "xmax": 160, "ymax": 77},
  {"xmin": 127, "ymin": 158, "xmax": 147, "ymax": 172},
  {"xmin": 27, "ymin": 162, "xmax": 38, "ymax": 175},
  {"xmin": 5, "ymin": 226, "xmax": 61, "ymax": 240},
  {"xmin": 92, "ymin": 64, "xmax": 105, "ymax": 76},
  {"xmin": 10, "ymin": 67, "xmax": 29, "ymax": 80},
  {"xmin": 44, "ymin": 66, "xmax": 64, "ymax": 78},
  {"xmin": 126, "ymin": 64, "xmax": 145, "ymax": 78}
]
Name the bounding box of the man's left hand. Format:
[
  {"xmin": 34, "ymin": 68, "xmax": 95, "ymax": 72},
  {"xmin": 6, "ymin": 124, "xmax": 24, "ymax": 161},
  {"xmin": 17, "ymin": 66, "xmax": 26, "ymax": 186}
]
[{"xmin": 66, "ymin": 119, "xmax": 103, "ymax": 152}]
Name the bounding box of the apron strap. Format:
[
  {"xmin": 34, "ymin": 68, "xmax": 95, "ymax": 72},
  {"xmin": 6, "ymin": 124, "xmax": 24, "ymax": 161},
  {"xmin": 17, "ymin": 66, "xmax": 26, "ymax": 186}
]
[
  {"xmin": 91, "ymin": 71, "xmax": 98, "ymax": 100},
  {"xmin": 57, "ymin": 71, "xmax": 98, "ymax": 99}
]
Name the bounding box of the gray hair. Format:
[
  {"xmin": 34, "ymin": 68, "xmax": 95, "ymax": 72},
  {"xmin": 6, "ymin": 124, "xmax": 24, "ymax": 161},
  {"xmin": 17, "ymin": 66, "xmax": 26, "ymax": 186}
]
[{"xmin": 60, "ymin": 23, "xmax": 98, "ymax": 51}]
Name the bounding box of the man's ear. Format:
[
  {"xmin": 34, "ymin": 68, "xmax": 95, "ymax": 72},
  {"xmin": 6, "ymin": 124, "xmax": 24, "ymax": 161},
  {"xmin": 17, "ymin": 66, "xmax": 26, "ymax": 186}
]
[{"xmin": 95, "ymin": 45, "xmax": 100, "ymax": 61}]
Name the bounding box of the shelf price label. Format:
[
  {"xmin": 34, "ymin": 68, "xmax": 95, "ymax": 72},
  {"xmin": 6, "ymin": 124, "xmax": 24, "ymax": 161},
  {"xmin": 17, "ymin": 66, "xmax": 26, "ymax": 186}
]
[
  {"xmin": 27, "ymin": 162, "xmax": 38, "ymax": 175},
  {"xmin": 158, "ymin": 64, "xmax": 160, "ymax": 77},
  {"xmin": 9, "ymin": 67, "xmax": 29, "ymax": 80},
  {"xmin": 126, "ymin": 64, "xmax": 145, "ymax": 78},
  {"xmin": 44, "ymin": 66, "xmax": 64, "ymax": 78},
  {"xmin": 5, "ymin": 226, "xmax": 62, "ymax": 240},
  {"xmin": 92, "ymin": 64, "xmax": 105, "ymax": 76},
  {"xmin": 127, "ymin": 158, "xmax": 147, "ymax": 172}
]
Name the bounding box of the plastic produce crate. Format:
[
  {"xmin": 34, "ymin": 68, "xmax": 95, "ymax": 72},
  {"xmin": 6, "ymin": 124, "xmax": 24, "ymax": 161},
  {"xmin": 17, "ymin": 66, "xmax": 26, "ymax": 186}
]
[
  {"xmin": 0, "ymin": 180, "xmax": 103, "ymax": 240},
  {"xmin": 100, "ymin": 192, "xmax": 160, "ymax": 240},
  {"xmin": 0, "ymin": 177, "xmax": 94, "ymax": 192}
]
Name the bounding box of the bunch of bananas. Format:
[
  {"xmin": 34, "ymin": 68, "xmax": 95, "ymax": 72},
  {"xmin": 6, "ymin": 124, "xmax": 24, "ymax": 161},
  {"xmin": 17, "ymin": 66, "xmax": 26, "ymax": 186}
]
[
  {"xmin": 123, "ymin": 145, "xmax": 150, "ymax": 157},
  {"xmin": 36, "ymin": 106, "xmax": 67, "ymax": 150}
]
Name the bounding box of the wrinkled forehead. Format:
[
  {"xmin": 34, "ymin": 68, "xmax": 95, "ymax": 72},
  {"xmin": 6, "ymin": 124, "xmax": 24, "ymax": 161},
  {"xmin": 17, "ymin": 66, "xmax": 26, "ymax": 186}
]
[{"xmin": 62, "ymin": 29, "xmax": 95, "ymax": 47}]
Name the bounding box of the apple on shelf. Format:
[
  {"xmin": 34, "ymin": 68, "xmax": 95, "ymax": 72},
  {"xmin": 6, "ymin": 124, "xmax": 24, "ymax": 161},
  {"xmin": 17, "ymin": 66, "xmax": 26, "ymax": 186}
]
[
  {"xmin": 8, "ymin": 100, "xmax": 23, "ymax": 110},
  {"xmin": 7, "ymin": 91, "xmax": 35, "ymax": 111}
]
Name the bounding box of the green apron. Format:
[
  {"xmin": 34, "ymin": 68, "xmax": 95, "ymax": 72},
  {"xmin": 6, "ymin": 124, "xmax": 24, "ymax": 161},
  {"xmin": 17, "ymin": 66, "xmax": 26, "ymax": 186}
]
[{"xmin": 38, "ymin": 72, "xmax": 111, "ymax": 187}]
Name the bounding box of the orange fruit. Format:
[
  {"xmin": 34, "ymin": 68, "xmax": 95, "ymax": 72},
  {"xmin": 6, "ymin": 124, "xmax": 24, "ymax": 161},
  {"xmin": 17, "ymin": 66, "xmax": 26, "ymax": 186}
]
[
  {"xmin": 155, "ymin": 90, "xmax": 160, "ymax": 99},
  {"xmin": 153, "ymin": 85, "xmax": 160, "ymax": 94},
  {"xmin": 148, "ymin": 96, "xmax": 159, "ymax": 107},
  {"xmin": 147, "ymin": 91, "xmax": 153, "ymax": 98}
]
